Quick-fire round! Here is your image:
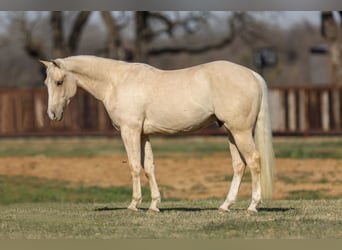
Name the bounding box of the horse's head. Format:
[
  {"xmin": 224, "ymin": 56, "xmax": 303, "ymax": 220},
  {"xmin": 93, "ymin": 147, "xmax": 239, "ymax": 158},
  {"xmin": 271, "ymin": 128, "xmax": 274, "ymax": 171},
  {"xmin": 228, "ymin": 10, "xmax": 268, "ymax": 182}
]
[{"xmin": 40, "ymin": 59, "xmax": 77, "ymax": 121}]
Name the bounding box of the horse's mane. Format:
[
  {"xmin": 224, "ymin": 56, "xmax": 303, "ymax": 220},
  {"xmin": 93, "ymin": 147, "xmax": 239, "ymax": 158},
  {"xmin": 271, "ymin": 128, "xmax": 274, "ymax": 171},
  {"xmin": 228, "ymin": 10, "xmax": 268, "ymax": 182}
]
[{"xmin": 61, "ymin": 55, "xmax": 130, "ymax": 82}]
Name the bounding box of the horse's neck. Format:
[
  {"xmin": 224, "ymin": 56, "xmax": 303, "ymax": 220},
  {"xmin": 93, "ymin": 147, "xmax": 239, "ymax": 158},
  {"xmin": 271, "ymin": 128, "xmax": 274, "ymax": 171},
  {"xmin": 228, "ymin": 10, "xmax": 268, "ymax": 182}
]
[
  {"xmin": 66, "ymin": 57, "xmax": 117, "ymax": 102},
  {"xmin": 74, "ymin": 73, "xmax": 108, "ymax": 102}
]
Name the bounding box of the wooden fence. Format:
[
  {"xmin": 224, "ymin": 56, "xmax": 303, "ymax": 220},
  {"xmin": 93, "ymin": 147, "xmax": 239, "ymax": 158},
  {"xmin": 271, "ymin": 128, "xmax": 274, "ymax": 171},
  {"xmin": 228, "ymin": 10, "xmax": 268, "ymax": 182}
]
[
  {"xmin": 1, "ymin": 86, "xmax": 342, "ymax": 137},
  {"xmin": 269, "ymin": 86, "xmax": 342, "ymax": 135},
  {"xmin": 0, "ymin": 89, "xmax": 113, "ymax": 137}
]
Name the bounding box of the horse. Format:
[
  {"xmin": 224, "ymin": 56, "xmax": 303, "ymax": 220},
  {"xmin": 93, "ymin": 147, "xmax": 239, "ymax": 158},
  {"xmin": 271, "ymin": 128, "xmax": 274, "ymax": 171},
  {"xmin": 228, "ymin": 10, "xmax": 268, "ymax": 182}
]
[{"xmin": 40, "ymin": 55, "xmax": 274, "ymax": 213}]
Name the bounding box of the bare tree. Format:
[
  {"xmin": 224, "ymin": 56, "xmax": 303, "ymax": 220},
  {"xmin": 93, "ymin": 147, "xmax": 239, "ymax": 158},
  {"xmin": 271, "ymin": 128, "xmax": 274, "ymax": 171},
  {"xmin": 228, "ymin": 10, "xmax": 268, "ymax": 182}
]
[
  {"xmin": 100, "ymin": 11, "xmax": 120, "ymax": 59},
  {"xmin": 8, "ymin": 12, "xmax": 46, "ymax": 59},
  {"xmin": 321, "ymin": 11, "xmax": 342, "ymax": 129},
  {"xmin": 0, "ymin": 11, "xmax": 317, "ymax": 88},
  {"xmin": 131, "ymin": 11, "xmax": 266, "ymax": 64},
  {"xmin": 100, "ymin": 11, "xmax": 131, "ymax": 60},
  {"xmin": 321, "ymin": 11, "xmax": 342, "ymax": 85},
  {"xmin": 49, "ymin": 11, "xmax": 92, "ymax": 58},
  {"xmin": 134, "ymin": 11, "xmax": 215, "ymax": 61},
  {"xmin": 12, "ymin": 11, "xmax": 91, "ymax": 60}
]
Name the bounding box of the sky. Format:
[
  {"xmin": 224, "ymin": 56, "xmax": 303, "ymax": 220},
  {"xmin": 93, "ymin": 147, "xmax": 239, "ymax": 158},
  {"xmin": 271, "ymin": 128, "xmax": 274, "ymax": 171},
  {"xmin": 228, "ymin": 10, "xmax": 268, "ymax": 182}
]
[
  {"xmin": 251, "ymin": 11, "xmax": 321, "ymax": 28},
  {"xmin": 278, "ymin": 11, "xmax": 320, "ymax": 26}
]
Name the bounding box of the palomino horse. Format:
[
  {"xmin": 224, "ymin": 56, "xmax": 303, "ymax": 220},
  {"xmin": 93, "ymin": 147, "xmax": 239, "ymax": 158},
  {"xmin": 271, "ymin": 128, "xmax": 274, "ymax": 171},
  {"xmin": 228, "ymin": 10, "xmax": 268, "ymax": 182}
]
[{"xmin": 40, "ymin": 55, "xmax": 274, "ymax": 213}]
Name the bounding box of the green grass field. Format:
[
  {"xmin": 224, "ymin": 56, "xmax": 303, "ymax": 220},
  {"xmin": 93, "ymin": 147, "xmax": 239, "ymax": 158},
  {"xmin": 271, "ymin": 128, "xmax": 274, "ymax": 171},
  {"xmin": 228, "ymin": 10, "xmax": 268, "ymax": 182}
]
[
  {"xmin": 1, "ymin": 136, "xmax": 342, "ymax": 158},
  {"xmin": 0, "ymin": 136, "xmax": 341, "ymax": 239},
  {"xmin": 0, "ymin": 200, "xmax": 341, "ymax": 239}
]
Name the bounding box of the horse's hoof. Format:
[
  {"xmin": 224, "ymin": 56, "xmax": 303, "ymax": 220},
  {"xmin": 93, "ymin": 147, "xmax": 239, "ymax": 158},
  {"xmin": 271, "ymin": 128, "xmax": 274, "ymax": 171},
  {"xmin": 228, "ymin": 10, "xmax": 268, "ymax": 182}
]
[
  {"xmin": 148, "ymin": 208, "xmax": 160, "ymax": 213},
  {"xmin": 127, "ymin": 206, "xmax": 139, "ymax": 212},
  {"xmin": 247, "ymin": 208, "xmax": 258, "ymax": 214},
  {"xmin": 218, "ymin": 207, "xmax": 230, "ymax": 213}
]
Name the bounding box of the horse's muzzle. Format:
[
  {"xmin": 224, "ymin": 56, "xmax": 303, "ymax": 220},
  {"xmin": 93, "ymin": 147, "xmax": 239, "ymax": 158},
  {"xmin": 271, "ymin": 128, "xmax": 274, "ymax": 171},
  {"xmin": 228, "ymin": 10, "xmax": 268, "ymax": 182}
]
[{"xmin": 47, "ymin": 110, "xmax": 63, "ymax": 121}]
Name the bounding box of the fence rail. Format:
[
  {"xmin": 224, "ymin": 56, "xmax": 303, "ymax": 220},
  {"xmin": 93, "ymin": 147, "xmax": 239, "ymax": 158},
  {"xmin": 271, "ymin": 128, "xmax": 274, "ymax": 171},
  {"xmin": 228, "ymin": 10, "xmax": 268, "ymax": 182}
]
[
  {"xmin": 269, "ymin": 86, "xmax": 342, "ymax": 135},
  {"xmin": 1, "ymin": 86, "xmax": 342, "ymax": 137}
]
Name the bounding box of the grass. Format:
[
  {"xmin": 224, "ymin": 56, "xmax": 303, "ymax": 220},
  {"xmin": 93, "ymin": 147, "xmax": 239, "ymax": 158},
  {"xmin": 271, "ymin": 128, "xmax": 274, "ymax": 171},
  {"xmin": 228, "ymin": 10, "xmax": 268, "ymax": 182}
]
[
  {"xmin": 0, "ymin": 137, "xmax": 126, "ymax": 157},
  {"xmin": 1, "ymin": 136, "xmax": 342, "ymax": 158},
  {"xmin": 285, "ymin": 190, "xmax": 334, "ymax": 200},
  {"xmin": 0, "ymin": 173, "xmax": 337, "ymax": 206},
  {"xmin": 0, "ymin": 136, "xmax": 341, "ymax": 239},
  {"xmin": 0, "ymin": 199, "xmax": 341, "ymax": 239},
  {"xmin": 272, "ymin": 136, "xmax": 342, "ymax": 158},
  {"xmin": 0, "ymin": 175, "xmax": 150, "ymax": 205}
]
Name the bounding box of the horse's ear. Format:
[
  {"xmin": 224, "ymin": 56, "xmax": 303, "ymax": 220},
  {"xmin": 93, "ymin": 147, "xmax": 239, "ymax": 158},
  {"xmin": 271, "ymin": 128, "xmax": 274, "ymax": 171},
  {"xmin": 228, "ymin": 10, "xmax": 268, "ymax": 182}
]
[
  {"xmin": 51, "ymin": 59, "xmax": 64, "ymax": 69},
  {"xmin": 39, "ymin": 60, "xmax": 50, "ymax": 68}
]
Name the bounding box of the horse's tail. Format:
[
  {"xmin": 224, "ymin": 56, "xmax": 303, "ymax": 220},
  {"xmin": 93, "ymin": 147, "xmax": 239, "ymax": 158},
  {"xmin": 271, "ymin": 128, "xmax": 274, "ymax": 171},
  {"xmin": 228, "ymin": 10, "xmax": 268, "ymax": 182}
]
[{"xmin": 253, "ymin": 72, "xmax": 275, "ymax": 200}]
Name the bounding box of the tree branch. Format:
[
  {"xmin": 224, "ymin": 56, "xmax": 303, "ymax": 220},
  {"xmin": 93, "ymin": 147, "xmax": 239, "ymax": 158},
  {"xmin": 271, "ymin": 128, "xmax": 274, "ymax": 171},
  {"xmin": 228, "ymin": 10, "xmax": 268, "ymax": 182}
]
[
  {"xmin": 148, "ymin": 35, "xmax": 235, "ymax": 56},
  {"xmin": 148, "ymin": 12, "xmax": 174, "ymax": 36},
  {"xmin": 321, "ymin": 11, "xmax": 339, "ymax": 40},
  {"xmin": 321, "ymin": 11, "xmax": 342, "ymax": 85},
  {"xmin": 13, "ymin": 12, "xmax": 47, "ymax": 59},
  {"xmin": 68, "ymin": 11, "xmax": 91, "ymax": 53},
  {"xmin": 100, "ymin": 11, "xmax": 120, "ymax": 58},
  {"xmin": 148, "ymin": 12, "xmax": 237, "ymax": 56},
  {"xmin": 50, "ymin": 11, "xmax": 67, "ymax": 57}
]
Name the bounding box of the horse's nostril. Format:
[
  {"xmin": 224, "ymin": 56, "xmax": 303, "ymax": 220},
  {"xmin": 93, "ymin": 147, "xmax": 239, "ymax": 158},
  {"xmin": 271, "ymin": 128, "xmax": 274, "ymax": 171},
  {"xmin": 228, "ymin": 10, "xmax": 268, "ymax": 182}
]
[{"xmin": 48, "ymin": 110, "xmax": 56, "ymax": 120}]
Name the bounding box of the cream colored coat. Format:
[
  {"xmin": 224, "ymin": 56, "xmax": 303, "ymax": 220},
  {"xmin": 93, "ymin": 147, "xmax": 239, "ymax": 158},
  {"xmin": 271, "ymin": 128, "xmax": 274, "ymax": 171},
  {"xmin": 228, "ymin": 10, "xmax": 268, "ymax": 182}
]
[{"xmin": 41, "ymin": 55, "xmax": 274, "ymax": 213}]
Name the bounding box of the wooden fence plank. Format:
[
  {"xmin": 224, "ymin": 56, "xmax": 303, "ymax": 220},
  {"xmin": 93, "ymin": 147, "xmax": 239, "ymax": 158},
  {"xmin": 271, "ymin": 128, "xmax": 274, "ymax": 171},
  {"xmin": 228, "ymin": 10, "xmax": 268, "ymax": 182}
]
[
  {"xmin": 298, "ymin": 90, "xmax": 307, "ymax": 132},
  {"xmin": 332, "ymin": 90, "xmax": 340, "ymax": 129},
  {"xmin": 321, "ymin": 90, "xmax": 330, "ymax": 131},
  {"xmin": 288, "ymin": 90, "xmax": 296, "ymax": 131},
  {"xmin": 0, "ymin": 94, "xmax": 15, "ymax": 134}
]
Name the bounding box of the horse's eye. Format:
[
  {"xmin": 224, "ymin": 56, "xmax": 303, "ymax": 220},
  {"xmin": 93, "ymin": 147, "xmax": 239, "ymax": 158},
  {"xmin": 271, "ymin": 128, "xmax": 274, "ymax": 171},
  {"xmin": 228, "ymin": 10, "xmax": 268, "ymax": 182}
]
[{"xmin": 56, "ymin": 80, "xmax": 63, "ymax": 86}]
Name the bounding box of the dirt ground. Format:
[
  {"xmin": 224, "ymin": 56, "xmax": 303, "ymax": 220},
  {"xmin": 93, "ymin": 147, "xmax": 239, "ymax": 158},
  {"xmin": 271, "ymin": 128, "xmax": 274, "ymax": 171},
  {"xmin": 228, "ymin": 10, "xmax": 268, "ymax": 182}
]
[{"xmin": 0, "ymin": 153, "xmax": 341, "ymax": 200}]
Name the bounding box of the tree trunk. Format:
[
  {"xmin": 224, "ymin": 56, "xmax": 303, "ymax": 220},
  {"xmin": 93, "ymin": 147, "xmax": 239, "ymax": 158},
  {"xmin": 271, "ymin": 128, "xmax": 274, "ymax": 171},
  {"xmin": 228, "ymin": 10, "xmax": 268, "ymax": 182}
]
[
  {"xmin": 50, "ymin": 11, "xmax": 68, "ymax": 58},
  {"xmin": 321, "ymin": 11, "xmax": 342, "ymax": 129},
  {"xmin": 100, "ymin": 11, "xmax": 120, "ymax": 59},
  {"xmin": 68, "ymin": 11, "xmax": 91, "ymax": 53},
  {"xmin": 50, "ymin": 11, "xmax": 91, "ymax": 58},
  {"xmin": 135, "ymin": 11, "xmax": 150, "ymax": 62},
  {"xmin": 321, "ymin": 11, "xmax": 342, "ymax": 86}
]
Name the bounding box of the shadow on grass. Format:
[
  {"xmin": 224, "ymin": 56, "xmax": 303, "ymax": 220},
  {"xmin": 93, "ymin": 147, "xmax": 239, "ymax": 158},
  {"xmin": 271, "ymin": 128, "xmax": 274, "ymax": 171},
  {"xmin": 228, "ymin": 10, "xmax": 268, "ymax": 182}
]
[
  {"xmin": 94, "ymin": 206, "xmax": 296, "ymax": 213},
  {"xmin": 94, "ymin": 206, "xmax": 218, "ymax": 212},
  {"xmin": 160, "ymin": 207, "xmax": 218, "ymax": 212},
  {"xmin": 227, "ymin": 207, "xmax": 295, "ymax": 213},
  {"xmin": 94, "ymin": 206, "xmax": 127, "ymax": 212},
  {"xmin": 258, "ymin": 207, "xmax": 295, "ymax": 212}
]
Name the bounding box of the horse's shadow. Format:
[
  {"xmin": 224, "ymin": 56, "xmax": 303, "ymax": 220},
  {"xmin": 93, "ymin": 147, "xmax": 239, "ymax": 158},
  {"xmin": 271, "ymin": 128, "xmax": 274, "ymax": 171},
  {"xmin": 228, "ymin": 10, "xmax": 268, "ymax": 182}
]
[
  {"xmin": 94, "ymin": 206, "xmax": 127, "ymax": 212},
  {"xmin": 160, "ymin": 207, "xmax": 217, "ymax": 212},
  {"xmin": 258, "ymin": 207, "xmax": 295, "ymax": 212},
  {"xmin": 94, "ymin": 206, "xmax": 295, "ymax": 213},
  {"xmin": 94, "ymin": 206, "xmax": 216, "ymax": 212},
  {"xmin": 94, "ymin": 207, "xmax": 215, "ymax": 212}
]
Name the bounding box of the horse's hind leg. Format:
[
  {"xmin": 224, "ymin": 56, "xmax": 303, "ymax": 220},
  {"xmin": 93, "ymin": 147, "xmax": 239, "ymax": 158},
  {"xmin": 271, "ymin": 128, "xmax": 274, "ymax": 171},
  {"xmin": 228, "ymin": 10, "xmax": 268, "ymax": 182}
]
[
  {"xmin": 141, "ymin": 135, "xmax": 161, "ymax": 212},
  {"xmin": 224, "ymin": 130, "xmax": 262, "ymax": 213},
  {"xmin": 219, "ymin": 139, "xmax": 246, "ymax": 212}
]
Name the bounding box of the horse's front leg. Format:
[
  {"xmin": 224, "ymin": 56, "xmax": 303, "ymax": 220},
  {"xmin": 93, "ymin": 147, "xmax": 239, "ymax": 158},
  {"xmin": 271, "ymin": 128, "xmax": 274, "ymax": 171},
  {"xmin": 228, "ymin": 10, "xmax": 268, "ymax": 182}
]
[
  {"xmin": 121, "ymin": 127, "xmax": 143, "ymax": 211},
  {"xmin": 141, "ymin": 135, "xmax": 161, "ymax": 212}
]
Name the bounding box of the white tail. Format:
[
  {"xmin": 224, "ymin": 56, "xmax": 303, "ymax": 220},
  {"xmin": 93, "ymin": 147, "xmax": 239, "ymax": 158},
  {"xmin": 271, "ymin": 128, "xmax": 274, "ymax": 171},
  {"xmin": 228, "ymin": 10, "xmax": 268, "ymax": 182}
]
[{"xmin": 253, "ymin": 72, "xmax": 275, "ymax": 200}]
